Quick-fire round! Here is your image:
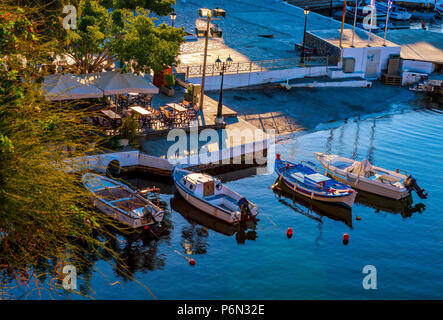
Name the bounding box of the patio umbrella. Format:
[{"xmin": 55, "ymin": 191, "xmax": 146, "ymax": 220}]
[
  {"xmin": 86, "ymin": 71, "xmax": 159, "ymax": 96},
  {"xmin": 43, "ymin": 74, "xmax": 103, "ymax": 101}
]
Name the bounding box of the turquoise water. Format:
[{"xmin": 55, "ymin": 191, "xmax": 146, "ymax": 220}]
[{"xmin": 9, "ymin": 99, "xmax": 443, "ymax": 300}]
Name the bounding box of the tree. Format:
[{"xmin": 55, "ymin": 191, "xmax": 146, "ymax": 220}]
[
  {"xmin": 0, "ymin": 3, "xmax": 138, "ymax": 299},
  {"xmin": 63, "ymin": 0, "xmax": 185, "ymax": 74}
]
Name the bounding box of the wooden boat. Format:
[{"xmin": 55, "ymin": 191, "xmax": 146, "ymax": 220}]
[
  {"xmin": 274, "ymin": 154, "xmax": 357, "ymax": 209},
  {"xmin": 315, "ymin": 152, "xmax": 427, "ymax": 200},
  {"xmin": 82, "ymin": 173, "xmax": 164, "ymax": 228},
  {"xmin": 172, "ymin": 167, "xmax": 258, "ymax": 224}
]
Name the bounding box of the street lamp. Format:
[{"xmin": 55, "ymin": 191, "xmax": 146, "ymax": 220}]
[
  {"xmin": 170, "ymin": 9, "xmax": 177, "ymax": 27},
  {"xmin": 198, "ymin": 7, "xmax": 226, "ymax": 113},
  {"xmin": 300, "ymin": 7, "xmax": 310, "ymax": 65},
  {"xmin": 214, "ymin": 55, "xmax": 233, "ymax": 124}
]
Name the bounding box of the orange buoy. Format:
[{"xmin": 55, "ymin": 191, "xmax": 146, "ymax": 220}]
[
  {"xmin": 287, "ymin": 228, "xmax": 293, "ymax": 238},
  {"xmin": 343, "ymin": 233, "xmax": 349, "ymax": 241},
  {"xmin": 189, "ymin": 258, "xmax": 196, "ymax": 266},
  {"xmin": 356, "ymin": 216, "xmax": 361, "ymax": 221}
]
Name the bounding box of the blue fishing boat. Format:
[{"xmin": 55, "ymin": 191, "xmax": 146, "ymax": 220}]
[{"xmin": 274, "ymin": 154, "xmax": 357, "ymax": 209}]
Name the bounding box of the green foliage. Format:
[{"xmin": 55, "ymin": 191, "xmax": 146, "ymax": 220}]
[
  {"xmin": 64, "ymin": 1, "xmax": 185, "ymax": 74},
  {"xmin": 186, "ymin": 84, "xmax": 193, "ymax": 95},
  {"xmin": 164, "ymin": 73, "xmax": 175, "ymax": 88},
  {"xmin": 0, "ymin": 2, "xmax": 135, "ymax": 299},
  {"xmin": 118, "ymin": 113, "xmax": 140, "ymax": 146},
  {"xmin": 100, "ymin": 0, "xmax": 176, "ymax": 16}
]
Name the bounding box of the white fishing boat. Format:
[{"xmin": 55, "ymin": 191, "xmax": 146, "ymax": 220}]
[
  {"xmin": 315, "ymin": 153, "xmax": 427, "ymax": 200},
  {"xmin": 82, "ymin": 173, "xmax": 164, "ymax": 228},
  {"xmin": 172, "ymin": 167, "xmax": 258, "ymax": 224}
]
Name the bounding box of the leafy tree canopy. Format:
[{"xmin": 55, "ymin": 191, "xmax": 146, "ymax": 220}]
[{"xmin": 64, "ymin": 0, "xmax": 184, "ymax": 74}]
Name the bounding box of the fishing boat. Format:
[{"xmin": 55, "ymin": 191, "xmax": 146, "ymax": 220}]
[
  {"xmin": 172, "ymin": 167, "xmax": 258, "ymax": 224},
  {"xmin": 82, "ymin": 173, "xmax": 165, "ymax": 228},
  {"xmin": 346, "ymin": 2, "xmax": 387, "ymax": 20},
  {"xmin": 274, "ymin": 154, "xmax": 357, "ymax": 209},
  {"xmin": 272, "ymin": 179, "xmax": 353, "ymax": 228},
  {"xmin": 375, "ymin": 1, "xmax": 412, "ymax": 20},
  {"xmin": 436, "ymin": 2, "xmax": 443, "ymax": 15},
  {"xmin": 315, "ymin": 153, "xmax": 427, "ymax": 200}
]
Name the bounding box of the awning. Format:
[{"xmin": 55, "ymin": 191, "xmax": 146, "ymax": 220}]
[
  {"xmin": 85, "ymin": 71, "xmax": 159, "ymax": 96},
  {"xmin": 43, "ymin": 74, "xmax": 104, "ymax": 101}
]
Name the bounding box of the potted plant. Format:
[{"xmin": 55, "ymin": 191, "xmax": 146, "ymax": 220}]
[
  {"xmin": 184, "ymin": 84, "xmax": 194, "ymax": 102},
  {"xmin": 161, "ymin": 73, "xmax": 175, "ymax": 97},
  {"xmin": 117, "ymin": 113, "xmax": 140, "ymax": 148}
]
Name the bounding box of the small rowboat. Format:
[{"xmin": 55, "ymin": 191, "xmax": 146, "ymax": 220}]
[
  {"xmin": 172, "ymin": 167, "xmax": 258, "ymax": 224},
  {"xmin": 274, "ymin": 154, "xmax": 357, "ymax": 209},
  {"xmin": 315, "ymin": 152, "xmax": 427, "ymax": 200},
  {"xmin": 82, "ymin": 173, "xmax": 164, "ymax": 228}
]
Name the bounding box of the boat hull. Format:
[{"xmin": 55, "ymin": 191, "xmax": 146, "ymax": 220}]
[
  {"xmin": 316, "ymin": 153, "xmax": 410, "ymax": 200},
  {"xmin": 173, "ymin": 168, "xmax": 258, "ymax": 225},
  {"xmin": 277, "ymin": 173, "xmax": 357, "ymax": 209}
]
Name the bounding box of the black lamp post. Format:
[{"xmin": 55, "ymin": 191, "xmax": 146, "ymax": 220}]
[
  {"xmin": 215, "ymin": 55, "xmax": 233, "ymax": 124},
  {"xmin": 300, "ymin": 7, "xmax": 310, "ymax": 65},
  {"xmin": 170, "ymin": 9, "xmax": 177, "ymax": 27}
]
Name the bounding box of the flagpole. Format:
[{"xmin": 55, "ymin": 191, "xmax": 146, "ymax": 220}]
[
  {"xmin": 340, "ymin": 0, "xmax": 347, "ymax": 48},
  {"xmin": 351, "ymin": 0, "xmax": 359, "ymax": 47},
  {"xmin": 367, "ymin": 0, "xmax": 374, "ymax": 47},
  {"xmin": 383, "ymin": 1, "xmax": 391, "ymax": 46}
]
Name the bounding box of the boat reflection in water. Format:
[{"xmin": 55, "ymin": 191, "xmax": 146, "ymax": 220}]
[
  {"xmin": 356, "ymin": 190, "xmax": 425, "ymax": 218},
  {"xmin": 271, "ymin": 179, "xmax": 353, "ymax": 228},
  {"xmin": 171, "ymin": 192, "xmax": 258, "ymax": 245}
]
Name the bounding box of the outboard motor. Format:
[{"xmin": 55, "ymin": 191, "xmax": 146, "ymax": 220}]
[
  {"xmin": 238, "ymin": 197, "xmax": 252, "ymax": 221},
  {"xmin": 404, "ymin": 175, "xmax": 428, "ymax": 199}
]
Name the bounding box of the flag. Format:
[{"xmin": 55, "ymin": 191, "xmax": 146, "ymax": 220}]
[{"xmin": 388, "ymin": 0, "xmax": 393, "ymax": 8}]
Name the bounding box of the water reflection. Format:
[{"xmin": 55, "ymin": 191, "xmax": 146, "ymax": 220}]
[
  {"xmin": 271, "ymin": 180, "xmax": 353, "ymax": 228},
  {"xmin": 171, "ymin": 193, "xmax": 258, "ymax": 246},
  {"xmin": 356, "ymin": 190, "xmax": 426, "ymax": 218}
]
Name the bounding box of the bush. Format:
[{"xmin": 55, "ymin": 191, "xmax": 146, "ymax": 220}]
[{"xmin": 164, "ymin": 73, "xmax": 175, "ymax": 88}]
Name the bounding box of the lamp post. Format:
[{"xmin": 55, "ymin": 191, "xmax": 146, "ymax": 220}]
[
  {"xmin": 198, "ymin": 7, "xmax": 226, "ymax": 113},
  {"xmin": 300, "ymin": 7, "xmax": 310, "ymax": 65},
  {"xmin": 170, "ymin": 9, "xmax": 177, "ymax": 27},
  {"xmin": 214, "ymin": 55, "xmax": 233, "ymax": 124}
]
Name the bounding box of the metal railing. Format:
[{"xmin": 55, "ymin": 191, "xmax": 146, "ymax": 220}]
[{"xmin": 181, "ymin": 56, "xmax": 329, "ymax": 78}]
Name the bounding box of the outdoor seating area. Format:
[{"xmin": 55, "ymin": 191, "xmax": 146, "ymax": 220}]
[{"xmin": 43, "ymin": 71, "xmax": 200, "ymax": 135}]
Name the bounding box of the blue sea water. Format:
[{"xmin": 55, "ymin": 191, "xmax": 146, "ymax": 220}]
[
  {"xmin": 8, "ymin": 98, "xmax": 443, "ymax": 300},
  {"xmin": 71, "ymin": 102, "xmax": 441, "ymax": 300}
]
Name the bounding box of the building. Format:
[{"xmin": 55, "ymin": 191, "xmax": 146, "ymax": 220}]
[{"xmin": 306, "ymin": 28, "xmax": 401, "ymax": 79}]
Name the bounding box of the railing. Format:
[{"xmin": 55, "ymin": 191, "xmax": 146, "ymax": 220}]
[{"xmin": 181, "ymin": 56, "xmax": 329, "ymax": 78}]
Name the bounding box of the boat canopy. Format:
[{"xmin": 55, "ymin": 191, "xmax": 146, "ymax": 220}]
[{"xmin": 345, "ymin": 159, "xmax": 373, "ymax": 177}]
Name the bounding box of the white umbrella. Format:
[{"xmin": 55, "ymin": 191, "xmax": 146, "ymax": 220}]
[
  {"xmin": 86, "ymin": 71, "xmax": 159, "ymax": 96},
  {"xmin": 43, "ymin": 74, "xmax": 103, "ymax": 101}
]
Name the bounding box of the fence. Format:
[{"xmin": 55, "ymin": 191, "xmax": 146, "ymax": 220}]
[{"xmin": 181, "ymin": 56, "xmax": 329, "ymax": 78}]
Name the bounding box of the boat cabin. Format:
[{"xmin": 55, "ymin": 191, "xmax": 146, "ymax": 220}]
[{"xmin": 182, "ymin": 173, "xmax": 220, "ymax": 198}]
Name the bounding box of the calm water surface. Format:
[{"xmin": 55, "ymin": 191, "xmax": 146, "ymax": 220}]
[
  {"xmin": 78, "ymin": 101, "xmax": 442, "ymax": 300},
  {"xmin": 11, "ymin": 99, "xmax": 443, "ymax": 300}
]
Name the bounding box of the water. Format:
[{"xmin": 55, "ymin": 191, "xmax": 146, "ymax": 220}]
[{"xmin": 11, "ymin": 96, "xmax": 441, "ymax": 300}]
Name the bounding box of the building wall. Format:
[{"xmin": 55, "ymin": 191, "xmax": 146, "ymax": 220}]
[
  {"xmin": 305, "ymin": 33, "xmax": 341, "ymax": 65},
  {"xmin": 342, "ymin": 46, "xmax": 401, "ymax": 79},
  {"xmin": 188, "ymin": 66, "xmax": 328, "ymax": 91}
]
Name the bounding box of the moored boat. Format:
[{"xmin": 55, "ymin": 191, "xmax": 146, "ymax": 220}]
[
  {"xmin": 376, "ymin": 1, "xmax": 412, "ymax": 20},
  {"xmin": 315, "ymin": 153, "xmax": 427, "ymax": 200},
  {"xmin": 436, "ymin": 2, "xmax": 443, "ymax": 15},
  {"xmin": 274, "ymin": 154, "xmax": 357, "ymax": 209},
  {"xmin": 82, "ymin": 173, "xmax": 164, "ymax": 228},
  {"xmin": 346, "ymin": 2, "xmax": 387, "ymax": 20},
  {"xmin": 172, "ymin": 167, "xmax": 258, "ymax": 224}
]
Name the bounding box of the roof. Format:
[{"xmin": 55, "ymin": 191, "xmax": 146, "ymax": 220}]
[
  {"xmin": 186, "ymin": 173, "xmax": 214, "ymax": 184},
  {"xmin": 386, "ymin": 29, "xmax": 443, "ymax": 64},
  {"xmin": 308, "ymin": 28, "xmax": 398, "ymax": 49},
  {"xmin": 85, "ymin": 71, "xmax": 159, "ymax": 95},
  {"xmin": 43, "ymin": 74, "xmax": 103, "ymax": 101}
]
